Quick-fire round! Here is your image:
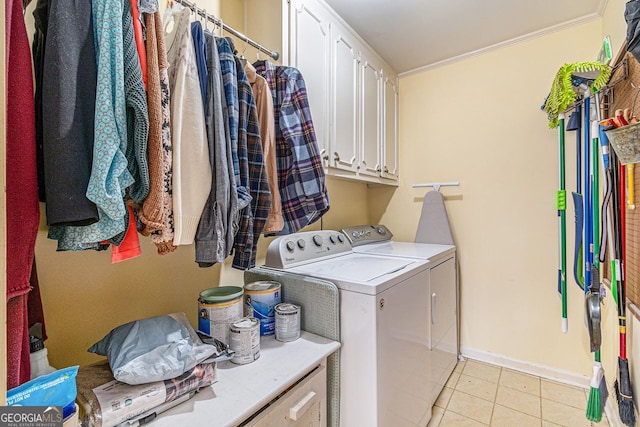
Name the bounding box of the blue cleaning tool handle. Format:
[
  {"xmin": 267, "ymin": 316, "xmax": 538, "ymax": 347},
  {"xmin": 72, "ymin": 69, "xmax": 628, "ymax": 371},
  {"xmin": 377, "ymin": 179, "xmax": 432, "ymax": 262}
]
[
  {"xmin": 583, "ymin": 94, "xmax": 592, "ymax": 293},
  {"xmin": 599, "ymin": 125, "xmax": 610, "ymax": 169}
]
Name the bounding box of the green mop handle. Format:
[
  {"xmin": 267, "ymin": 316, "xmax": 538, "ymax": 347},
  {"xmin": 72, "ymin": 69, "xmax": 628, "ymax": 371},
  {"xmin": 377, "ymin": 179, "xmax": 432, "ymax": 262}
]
[{"xmin": 558, "ymin": 113, "xmax": 568, "ymax": 333}]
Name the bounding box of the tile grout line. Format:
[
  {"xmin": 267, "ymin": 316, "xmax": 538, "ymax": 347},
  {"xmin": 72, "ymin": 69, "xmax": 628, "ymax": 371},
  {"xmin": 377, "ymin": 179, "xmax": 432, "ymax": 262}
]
[
  {"xmin": 539, "ymin": 374, "xmax": 543, "ymax": 427},
  {"xmin": 489, "ymin": 366, "xmax": 502, "ymax": 425}
]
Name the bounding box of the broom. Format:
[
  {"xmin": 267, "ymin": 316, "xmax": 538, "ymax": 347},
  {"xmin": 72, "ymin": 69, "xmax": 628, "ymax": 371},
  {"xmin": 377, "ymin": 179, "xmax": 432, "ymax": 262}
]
[{"xmin": 614, "ymin": 151, "xmax": 636, "ymax": 426}]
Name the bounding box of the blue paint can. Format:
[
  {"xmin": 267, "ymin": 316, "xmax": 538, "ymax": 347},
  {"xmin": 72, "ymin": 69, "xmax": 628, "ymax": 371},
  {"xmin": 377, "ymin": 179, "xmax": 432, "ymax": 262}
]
[{"xmin": 243, "ymin": 281, "xmax": 282, "ymax": 335}]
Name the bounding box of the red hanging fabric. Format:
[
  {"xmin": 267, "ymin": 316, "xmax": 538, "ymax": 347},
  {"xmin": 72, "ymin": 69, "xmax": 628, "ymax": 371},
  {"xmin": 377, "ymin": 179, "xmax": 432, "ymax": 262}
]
[{"xmin": 6, "ymin": 0, "xmax": 41, "ymax": 387}]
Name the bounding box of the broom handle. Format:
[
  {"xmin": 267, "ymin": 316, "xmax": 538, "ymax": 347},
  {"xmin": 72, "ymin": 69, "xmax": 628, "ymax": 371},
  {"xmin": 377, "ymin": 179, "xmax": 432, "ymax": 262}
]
[
  {"xmin": 628, "ymin": 164, "xmax": 635, "ymax": 210},
  {"xmin": 620, "ymin": 161, "xmax": 627, "ymax": 360}
]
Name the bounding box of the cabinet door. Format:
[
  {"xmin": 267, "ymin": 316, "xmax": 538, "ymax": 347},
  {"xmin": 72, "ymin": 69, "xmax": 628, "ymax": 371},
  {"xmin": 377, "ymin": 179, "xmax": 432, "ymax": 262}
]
[
  {"xmin": 382, "ymin": 73, "xmax": 399, "ymax": 181},
  {"xmin": 289, "ymin": 0, "xmax": 332, "ymax": 166},
  {"xmin": 359, "ymin": 57, "xmax": 381, "ymax": 178},
  {"xmin": 331, "ymin": 27, "xmax": 358, "ymax": 172},
  {"xmin": 246, "ymin": 365, "xmax": 327, "ymax": 427},
  {"xmin": 429, "ymin": 256, "xmax": 458, "ymax": 405}
]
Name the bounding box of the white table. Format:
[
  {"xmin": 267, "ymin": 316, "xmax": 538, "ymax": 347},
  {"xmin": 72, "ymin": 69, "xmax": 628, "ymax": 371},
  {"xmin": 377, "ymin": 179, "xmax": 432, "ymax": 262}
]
[{"xmin": 148, "ymin": 331, "xmax": 340, "ymax": 427}]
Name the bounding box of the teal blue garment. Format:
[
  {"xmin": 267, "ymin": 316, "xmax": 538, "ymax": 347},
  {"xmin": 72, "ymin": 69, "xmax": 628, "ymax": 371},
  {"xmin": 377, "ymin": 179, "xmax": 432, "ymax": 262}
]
[
  {"xmin": 123, "ymin": 0, "xmax": 150, "ymax": 204},
  {"xmin": 48, "ymin": 0, "xmax": 134, "ymax": 250}
]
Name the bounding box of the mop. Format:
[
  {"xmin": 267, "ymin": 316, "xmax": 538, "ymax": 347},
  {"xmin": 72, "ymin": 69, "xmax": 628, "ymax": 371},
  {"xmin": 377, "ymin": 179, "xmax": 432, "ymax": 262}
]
[
  {"xmin": 542, "ymin": 62, "xmax": 611, "ymax": 129},
  {"xmin": 586, "ymin": 92, "xmax": 608, "ymax": 422}
]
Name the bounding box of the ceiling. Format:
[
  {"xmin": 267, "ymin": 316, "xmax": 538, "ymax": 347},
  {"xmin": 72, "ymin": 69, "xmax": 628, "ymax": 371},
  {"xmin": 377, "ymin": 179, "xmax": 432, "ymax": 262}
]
[{"xmin": 323, "ymin": 0, "xmax": 604, "ymax": 74}]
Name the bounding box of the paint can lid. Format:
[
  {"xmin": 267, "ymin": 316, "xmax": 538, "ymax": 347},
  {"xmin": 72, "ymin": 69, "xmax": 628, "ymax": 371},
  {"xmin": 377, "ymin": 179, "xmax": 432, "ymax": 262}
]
[
  {"xmin": 244, "ymin": 281, "xmax": 281, "ymax": 292},
  {"xmin": 275, "ymin": 303, "xmax": 300, "ymax": 314},
  {"xmin": 199, "ymin": 286, "xmax": 244, "ymax": 304}
]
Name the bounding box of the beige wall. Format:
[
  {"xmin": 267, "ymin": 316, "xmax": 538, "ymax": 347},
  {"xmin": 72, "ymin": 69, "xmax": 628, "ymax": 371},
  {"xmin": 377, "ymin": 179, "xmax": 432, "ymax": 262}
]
[
  {"xmin": 369, "ymin": 18, "xmax": 614, "ymax": 378},
  {"xmin": 27, "ymin": 0, "xmax": 369, "ymax": 369},
  {"xmin": 6, "ymin": 0, "xmax": 629, "ymax": 394}
]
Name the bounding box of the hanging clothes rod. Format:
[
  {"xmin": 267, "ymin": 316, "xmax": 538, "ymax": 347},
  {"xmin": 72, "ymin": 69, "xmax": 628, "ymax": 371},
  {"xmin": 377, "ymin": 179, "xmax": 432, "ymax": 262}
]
[
  {"xmin": 412, "ymin": 182, "xmax": 459, "ymax": 191},
  {"xmin": 171, "ymin": 0, "xmax": 280, "ymax": 61}
]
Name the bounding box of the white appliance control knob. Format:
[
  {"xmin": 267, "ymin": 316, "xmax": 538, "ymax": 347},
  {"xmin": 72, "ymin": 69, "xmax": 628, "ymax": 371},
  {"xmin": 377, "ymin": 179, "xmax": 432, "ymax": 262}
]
[
  {"xmin": 286, "ymin": 241, "xmax": 295, "ymax": 252},
  {"xmin": 297, "ymin": 239, "xmax": 306, "ymax": 249},
  {"xmin": 337, "ymin": 234, "xmax": 344, "ymax": 243},
  {"xmin": 377, "ymin": 227, "xmax": 385, "ymax": 235},
  {"xmin": 313, "ymin": 235, "xmax": 323, "ymax": 246},
  {"xmin": 352, "ymin": 231, "xmax": 358, "ymax": 238},
  {"xmin": 329, "ymin": 235, "xmax": 336, "ymax": 244}
]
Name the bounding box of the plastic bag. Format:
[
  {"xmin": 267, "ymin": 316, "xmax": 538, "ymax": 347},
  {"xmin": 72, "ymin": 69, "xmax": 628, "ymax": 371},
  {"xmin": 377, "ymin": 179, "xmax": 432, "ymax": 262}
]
[
  {"xmin": 7, "ymin": 366, "xmax": 78, "ymax": 418},
  {"xmin": 88, "ymin": 313, "xmax": 217, "ymax": 385}
]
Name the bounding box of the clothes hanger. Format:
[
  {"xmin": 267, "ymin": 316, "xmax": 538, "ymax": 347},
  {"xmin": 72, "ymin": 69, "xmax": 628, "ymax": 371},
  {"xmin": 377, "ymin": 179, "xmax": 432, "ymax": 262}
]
[
  {"xmin": 239, "ymin": 39, "xmax": 249, "ymax": 67},
  {"xmin": 203, "ymin": 9, "xmax": 209, "ymax": 32},
  {"xmin": 253, "ymin": 49, "xmax": 265, "ymax": 68}
]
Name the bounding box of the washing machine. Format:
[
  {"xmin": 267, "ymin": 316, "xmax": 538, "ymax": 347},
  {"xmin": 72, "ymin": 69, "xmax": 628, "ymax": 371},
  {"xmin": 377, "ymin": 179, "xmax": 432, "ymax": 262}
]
[
  {"xmin": 264, "ymin": 230, "xmax": 433, "ymax": 427},
  {"xmin": 341, "ymin": 224, "xmax": 458, "ymax": 406}
]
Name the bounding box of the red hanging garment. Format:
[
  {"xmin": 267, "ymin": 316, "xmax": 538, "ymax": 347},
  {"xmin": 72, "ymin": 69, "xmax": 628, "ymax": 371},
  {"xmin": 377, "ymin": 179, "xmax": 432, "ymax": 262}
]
[{"xmin": 6, "ymin": 0, "xmax": 41, "ymax": 387}]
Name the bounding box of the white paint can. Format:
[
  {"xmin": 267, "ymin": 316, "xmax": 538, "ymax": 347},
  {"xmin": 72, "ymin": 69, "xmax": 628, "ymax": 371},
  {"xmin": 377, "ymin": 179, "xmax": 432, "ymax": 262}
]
[
  {"xmin": 244, "ymin": 281, "xmax": 282, "ymax": 336},
  {"xmin": 198, "ymin": 286, "xmax": 244, "ymax": 345},
  {"xmin": 229, "ymin": 317, "xmax": 261, "ymax": 365},
  {"xmin": 275, "ymin": 303, "xmax": 301, "ymax": 342}
]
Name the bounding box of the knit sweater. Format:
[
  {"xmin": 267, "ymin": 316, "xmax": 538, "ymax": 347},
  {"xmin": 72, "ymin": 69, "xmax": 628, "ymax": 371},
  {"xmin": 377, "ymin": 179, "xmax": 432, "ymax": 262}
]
[
  {"xmin": 165, "ymin": 6, "xmax": 212, "ymax": 245},
  {"xmin": 123, "ymin": 0, "xmax": 150, "ymax": 205},
  {"xmin": 141, "ymin": 10, "xmax": 176, "ymax": 254}
]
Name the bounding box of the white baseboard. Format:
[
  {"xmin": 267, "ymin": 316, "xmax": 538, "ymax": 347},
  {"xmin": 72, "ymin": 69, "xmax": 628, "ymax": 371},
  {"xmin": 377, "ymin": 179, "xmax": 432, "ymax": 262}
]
[
  {"xmin": 460, "ymin": 346, "xmax": 590, "ymax": 388},
  {"xmin": 604, "ymin": 394, "xmax": 623, "ymax": 427}
]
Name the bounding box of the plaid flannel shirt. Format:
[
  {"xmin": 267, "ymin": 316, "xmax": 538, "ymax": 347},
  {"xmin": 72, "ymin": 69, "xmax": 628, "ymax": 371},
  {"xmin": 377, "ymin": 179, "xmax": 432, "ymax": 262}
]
[
  {"xmin": 216, "ymin": 38, "xmax": 251, "ymax": 210},
  {"xmin": 232, "ymin": 58, "xmax": 271, "ymax": 269},
  {"xmin": 254, "ymin": 60, "xmax": 329, "ymax": 234}
]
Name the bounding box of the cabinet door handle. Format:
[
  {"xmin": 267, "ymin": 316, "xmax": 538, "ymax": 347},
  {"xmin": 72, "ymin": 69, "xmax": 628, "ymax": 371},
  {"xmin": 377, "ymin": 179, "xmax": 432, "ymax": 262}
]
[
  {"xmin": 431, "ymin": 292, "xmax": 437, "ymax": 324},
  {"xmin": 289, "ymin": 391, "xmax": 318, "ymax": 421},
  {"xmin": 384, "ymin": 166, "xmax": 389, "ymax": 173},
  {"xmin": 334, "ymin": 152, "xmax": 340, "ymax": 162}
]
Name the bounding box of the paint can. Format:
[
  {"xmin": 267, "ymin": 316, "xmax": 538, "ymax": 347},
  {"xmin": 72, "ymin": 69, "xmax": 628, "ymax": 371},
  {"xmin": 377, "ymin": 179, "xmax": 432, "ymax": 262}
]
[
  {"xmin": 275, "ymin": 303, "xmax": 301, "ymax": 342},
  {"xmin": 244, "ymin": 281, "xmax": 282, "ymax": 336},
  {"xmin": 229, "ymin": 317, "xmax": 261, "ymax": 365},
  {"xmin": 198, "ymin": 286, "xmax": 244, "ymax": 345}
]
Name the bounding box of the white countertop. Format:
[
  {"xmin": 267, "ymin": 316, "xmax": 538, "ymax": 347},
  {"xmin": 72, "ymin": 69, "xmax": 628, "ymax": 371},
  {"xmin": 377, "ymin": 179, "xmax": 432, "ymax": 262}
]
[{"xmin": 148, "ymin": 331, "xmax": 340, "ymax": 427}]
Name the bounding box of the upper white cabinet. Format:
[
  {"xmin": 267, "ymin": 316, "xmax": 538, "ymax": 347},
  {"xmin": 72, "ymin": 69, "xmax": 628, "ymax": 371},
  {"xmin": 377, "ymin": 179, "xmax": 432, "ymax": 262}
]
[
  {"xmin": 382, "ymin": 70, "xmax": 399, "ymax": 180},
  {"xmin": 288, "ymin": 0, "xmax": 333, "ymax": 164},
  {"xmin": 288, "ymin": 0, "xmax": 399, "ymax": 185},
  {"xmin": 331, "ymin": 29, "xmax": 358, "ymax": 173}
]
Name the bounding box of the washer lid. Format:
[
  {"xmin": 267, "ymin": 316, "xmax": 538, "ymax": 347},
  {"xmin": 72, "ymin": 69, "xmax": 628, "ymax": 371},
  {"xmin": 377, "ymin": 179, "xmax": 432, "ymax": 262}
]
[
  {"xmin": 352, "ymin": 241, "xmax": 455, "ymax": 261},
  {"xmin": 286, "ymin": 253, "xmax": 427, "ymax": 295}
]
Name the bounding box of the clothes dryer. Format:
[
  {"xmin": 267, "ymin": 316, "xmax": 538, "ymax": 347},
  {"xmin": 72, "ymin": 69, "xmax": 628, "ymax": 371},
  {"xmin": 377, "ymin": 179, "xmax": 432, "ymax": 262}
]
[
  {"xmin": 341, "ymin": 224, "xmax": 458, "ymax": 406},
  {"xmin": 264, "ymin": 230, "xmax": 432, "ymax": 427}
]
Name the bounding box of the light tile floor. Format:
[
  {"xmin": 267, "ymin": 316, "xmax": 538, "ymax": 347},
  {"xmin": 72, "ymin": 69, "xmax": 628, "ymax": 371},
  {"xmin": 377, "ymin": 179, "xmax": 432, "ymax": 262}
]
[{"xmin": 427, "ymin": 358, "xmax": 610, "ymax": 427}]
